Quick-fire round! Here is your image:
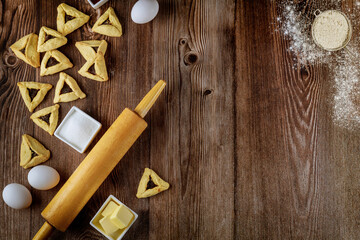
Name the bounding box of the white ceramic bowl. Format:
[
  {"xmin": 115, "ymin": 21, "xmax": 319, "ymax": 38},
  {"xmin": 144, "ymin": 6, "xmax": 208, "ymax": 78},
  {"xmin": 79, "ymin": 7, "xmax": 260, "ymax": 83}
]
[
  {"xmin": 90, "ymin": 195, "xmax": 138, "ymax": 240},
  {"xmin": 87, "ymin": 0, "xmax": 109, "ymax": 9},
  {"xmin": 54, "ymin": 106, "xmax": 102, "ymax": 153}
]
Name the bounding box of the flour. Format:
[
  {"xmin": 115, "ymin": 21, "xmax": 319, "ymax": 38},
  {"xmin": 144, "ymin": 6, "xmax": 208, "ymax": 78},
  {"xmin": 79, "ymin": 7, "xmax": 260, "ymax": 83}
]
[
  {"xmin": 332, "ymin": 48, "xmax": 360, "ymax": 129},
  {"xmin": 279, "ymin": 4, "xmax": 329, "ymax": 65},
  {"xmin": 312, "ymin": 10, "xmax": 350, "ymax": 50},
  {"xmin": 277, "ymin": 1, "xmax": 360, "ymax": 130}
]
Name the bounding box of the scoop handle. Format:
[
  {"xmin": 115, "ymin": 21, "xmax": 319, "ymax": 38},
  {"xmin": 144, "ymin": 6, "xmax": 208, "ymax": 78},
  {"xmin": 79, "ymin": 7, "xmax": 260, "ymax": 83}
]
[{"xmin": 33, "ymin": 222, "xmax": 54, "ymax": 240}]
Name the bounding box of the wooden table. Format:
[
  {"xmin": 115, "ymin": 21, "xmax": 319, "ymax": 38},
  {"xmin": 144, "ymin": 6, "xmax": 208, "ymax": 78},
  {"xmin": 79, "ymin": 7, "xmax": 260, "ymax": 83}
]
[{"xmin": 1, "ymin": 0, "xmax": 360, "ymax": 239}]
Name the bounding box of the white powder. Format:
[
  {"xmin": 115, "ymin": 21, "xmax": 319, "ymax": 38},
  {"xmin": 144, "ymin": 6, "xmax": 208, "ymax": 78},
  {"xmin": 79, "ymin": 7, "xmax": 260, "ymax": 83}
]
[
  {"xmin": 279, "ymin": 4, "xmax": 329, "ymax": 65},
  {"xmin": 312, "ymin": 10, "xmax": 350, "ymax": 50},
  {"xmin": 277, "ymin": 1, "xmax": 360, "ymax": 130},
  {"xmin": 58, "ymin": 111, "xmax": 99, "ymax": 149},
  {"xmin": 332, "ymin": 48, "xmax": 360, "ymax": 129}
]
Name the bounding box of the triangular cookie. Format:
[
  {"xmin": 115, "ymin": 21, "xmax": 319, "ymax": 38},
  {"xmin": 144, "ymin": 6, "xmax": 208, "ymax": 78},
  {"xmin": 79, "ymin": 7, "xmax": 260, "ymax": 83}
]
[
  {"xmin": 76, "ymin": 40, "xmax": 108, "ymax": 81},
  {"xmin": 78, "ymin": 57, "xmax": 108, "ymax": 82},
  {"xmin": 136, "ymin": 168, "xmax": 170, "ymax": 198},
  {"xmin": 17, "ymin": 82, "xmax": 52, "ymax": 112},
  {"xmin": 38, "ymin": 26, "xmax": 68, "ymax": 52},
  {"xmin": 92, "ymin": 7, "xmax": 122, "ymax": 37},
  {"xmin": 30, "ymin": 104, "xmax": 60, "ymax": 135},
  {"xmin": 75, "ymin": 40, "xmax": 107, "ymax": 59},
  {"xmin": 57, "ymin": 3, "xmax": 90, "ymax": 36},
  {"xmin": 54, "ymin": 72, "xmax": 86, "ymax": 103},
  {"xmin": 10, "ymin": 33, "xmax": 40, "ymax": 68},
  {"xmin": 40, "ymin": 50, "xmax": 73, "ymax": 76},
  {"xmin": 20, "ymin": 134, "xmax": 51, "ymax": 169}
]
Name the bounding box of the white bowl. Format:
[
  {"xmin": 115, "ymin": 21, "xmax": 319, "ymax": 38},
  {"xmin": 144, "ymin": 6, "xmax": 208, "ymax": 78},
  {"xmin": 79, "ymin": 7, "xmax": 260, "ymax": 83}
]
[
  {"xmin": 87, "ymin": 0, "xmax": 109, "ymax": 9},
  {"xmin": 54, "ymin": 106, "xmax": 102, "ymax": 153},
  {"xmin": 90, "ymin": 195, "xmax": 138, "ymax": 240}
]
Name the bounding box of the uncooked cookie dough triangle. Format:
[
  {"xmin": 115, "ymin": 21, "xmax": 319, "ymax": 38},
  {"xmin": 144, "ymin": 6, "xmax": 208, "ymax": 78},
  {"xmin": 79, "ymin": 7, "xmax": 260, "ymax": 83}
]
[
  {"xmin": 40, "ymin": 50, "xmax": 73, "ymax": 76},
  {"xmin": 17, "ymin": 82, "xmax": 53, "ymax": 112},
  {"xmin": 92, "ymin": 7, "xmax": 122, "ymax": 37},
  {"xmin": 20, "ymin": 134, "xmax": 51, "ymax": 169},
  {"xmin": 76, "ymin": 40, "xmax": 108, "ymax": 81},
  {"xmin": 38, "ymin": 26, "xmax": 68, "ymax": 52},
  {"xmin": 30, "ymin": 104, "xmax": 60, "ymax": 135},
  {"xmin": 57, "ymin": 3, "xmax": 90, "ymax": 36},
  {"xmin": 54, "ymin": 72, "xmax": 86, "ymax": 103},
  {"xmin": 10, "ymin": 33, "xmax": 40, "ymax": 68},
  {"xmin": 136, "ymin": 168, "xmax": 170, "ymax": 198}
]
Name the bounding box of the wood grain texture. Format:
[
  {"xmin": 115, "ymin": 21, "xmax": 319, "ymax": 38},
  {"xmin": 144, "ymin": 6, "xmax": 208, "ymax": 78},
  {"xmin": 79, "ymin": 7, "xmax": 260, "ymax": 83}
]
[
  {"xmin": 235, "ymin": 0, "xmax": 360, "ymax": 240},
  {"xmin": 1, "ymin": 0, "xmax": 360, "ymax": 239}
]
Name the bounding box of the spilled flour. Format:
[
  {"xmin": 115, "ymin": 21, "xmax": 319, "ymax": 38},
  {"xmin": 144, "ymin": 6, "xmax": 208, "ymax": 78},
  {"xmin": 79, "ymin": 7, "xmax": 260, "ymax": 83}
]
[
  {"xmin": 333, "ymin": 50, "xmax": 360, "ymax": 128},
  {"xmin": 277, "ymin": 1, "xmax": 360, "ymax": 130},
  {"xmin": 279, "ymin": 4, "xmax": 329, "ymax": 65}
]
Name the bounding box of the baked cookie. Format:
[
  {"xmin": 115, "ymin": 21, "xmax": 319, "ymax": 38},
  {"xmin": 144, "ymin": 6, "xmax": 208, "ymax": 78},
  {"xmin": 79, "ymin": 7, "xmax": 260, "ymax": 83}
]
[
  {"xmin": 10, "ymin": 33, "xmax": 40, "ymax": 68},
  {"xmin": 40, "ymin": 50, "xmax": 73, "ymax": 76},
  {"xmin": 54, "ymin": 72, "xmax": 86, "ymax": 103},
  {"xmin": 17, "ymin": 82, "xmax": 52, "ymax": 112},
  {"xmin": 30, "ymin": 104, "xmax": 60, "ymax": 135},
  {"xmin": 76, "ymin": 40, "xmax": 108, "ymax": 81},
  {"xmin": 20, "ymin": 134, "xmax": 51, "ymax": 169},
  {"xmin": 38, "ymin": 26, "xmax": 67, "ymax": 52},
  {"xmin": 92, "ymin": 7, "xmax": 122, "ymax": 37},
  {"xmin": 136, "ymin": 168, "xmax": 170, "ymax": 198},
  {"xmin": 57, "ymin": 3, "xmax": 90, "ymax": 36}
]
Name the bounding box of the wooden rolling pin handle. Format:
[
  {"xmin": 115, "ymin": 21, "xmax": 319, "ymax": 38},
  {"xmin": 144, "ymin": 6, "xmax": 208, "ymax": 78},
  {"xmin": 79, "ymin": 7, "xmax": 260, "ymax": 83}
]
[
  {"xmin": 134, "ymin": 80, "xmax": 166, "ymax": 118},
  {"xmin": 32, "ymin": 222, "xmax": 54, "ymax": 240}
]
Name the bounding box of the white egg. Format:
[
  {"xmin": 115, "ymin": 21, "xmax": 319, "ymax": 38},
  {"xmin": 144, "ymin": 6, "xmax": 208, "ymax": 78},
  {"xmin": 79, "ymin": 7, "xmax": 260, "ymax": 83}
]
[
  {"xmin": 2, "ymin": 183, "xmax": 32, "ymax": 209},
  {"xmin": 131, "ymin": 0, "xmax": 159, "ymax": 24},
  {"xmin": 28, "ymin": 165, "xmax": 60, "ymax": 190}
]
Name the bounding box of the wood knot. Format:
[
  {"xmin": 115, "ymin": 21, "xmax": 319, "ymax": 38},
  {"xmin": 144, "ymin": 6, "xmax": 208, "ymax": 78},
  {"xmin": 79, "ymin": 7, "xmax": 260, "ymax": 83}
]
[
  {"xmin": 82, "ymin": 23, "xmax": 97, "ymax": 38},
  {"xmin": 3, "ymin": 51, "xmax": 18, "ymax": 67},
  {"xmin": 184, "ymin": 52, "xmax": 199, "ymax": 66},
  {"xmin": 179, "ymin": 38, "xmax": 187, "ymax": 46},
  {"xmin": 300, "ymin": 65, "xmax": 310, "ymax": 79},
  {"xmin": 203, "ymin": 89, "xmax": 213, "ymax": 96}
]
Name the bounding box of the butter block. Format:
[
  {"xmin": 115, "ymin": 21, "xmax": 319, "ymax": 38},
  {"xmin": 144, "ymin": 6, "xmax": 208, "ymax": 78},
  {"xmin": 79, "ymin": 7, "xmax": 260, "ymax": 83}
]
[
  {"xmin": 101, "ymin": 201, "xmax": 119, "ymax": 217},
  {"xmin": 110, "ymin": 205, "xmax": 134, "ymax": 229},
  {"xmin": 99, "ymin": 215, "xmax": 119, "ymax": 235},
  {"xmin": 90, "ymin": 195, "xmax": 138, "ymax": 240}
]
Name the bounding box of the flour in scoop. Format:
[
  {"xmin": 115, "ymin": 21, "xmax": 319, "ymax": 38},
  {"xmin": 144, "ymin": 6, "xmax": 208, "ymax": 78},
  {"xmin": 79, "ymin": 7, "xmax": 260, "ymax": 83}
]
[
  {"xmin": 312, "ymin": 10, "xmax": 350, "ymax": 50},
  {"xmin": 277, "ymin": 1, "xmax": 360, "ymax": 130}
]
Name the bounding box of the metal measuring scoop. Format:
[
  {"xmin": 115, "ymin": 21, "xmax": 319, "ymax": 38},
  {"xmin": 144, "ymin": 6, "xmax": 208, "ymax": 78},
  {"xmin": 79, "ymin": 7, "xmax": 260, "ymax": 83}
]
[{"xmin": 311, "ymin": 9, "xmax": 352, "ymax": 52}]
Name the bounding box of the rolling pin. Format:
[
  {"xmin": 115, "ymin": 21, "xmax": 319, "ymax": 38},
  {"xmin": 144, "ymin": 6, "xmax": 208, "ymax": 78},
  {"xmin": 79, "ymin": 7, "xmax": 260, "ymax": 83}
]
[{"xmin": 33, "ymin": 80, "xmax": 166, "ymax": 239}]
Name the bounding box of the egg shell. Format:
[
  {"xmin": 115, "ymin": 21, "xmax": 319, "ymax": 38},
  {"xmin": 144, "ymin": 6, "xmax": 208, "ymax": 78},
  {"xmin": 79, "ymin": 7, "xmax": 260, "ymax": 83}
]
[
  {"xmin": 2, "ymin": 183, "xmax": 32, "ymax": 209},
  {"xmin": 28, "ymin": 165, "xmax": 60, "ymax": 190},
  {"xmin": 131, "ymin": 0, "xmax": 159, "ymax": 24}
]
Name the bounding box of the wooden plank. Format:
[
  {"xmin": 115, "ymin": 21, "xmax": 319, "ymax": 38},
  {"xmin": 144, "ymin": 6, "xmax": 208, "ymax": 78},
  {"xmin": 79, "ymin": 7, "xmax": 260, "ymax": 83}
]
[
  {"xmin": 235, "ymin": 0, "xmax": 360, "ymax": 239},
  {"xmin": 149, "ymin": 0, "xmax": 236, "ymax": 239},
  {"xmin": 0, "ymin": 1, "xmax": 39, "ymax": 239},
  {"xmin": 235, "ymin": 1, "xmax": 286, "ymax": 238}
]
